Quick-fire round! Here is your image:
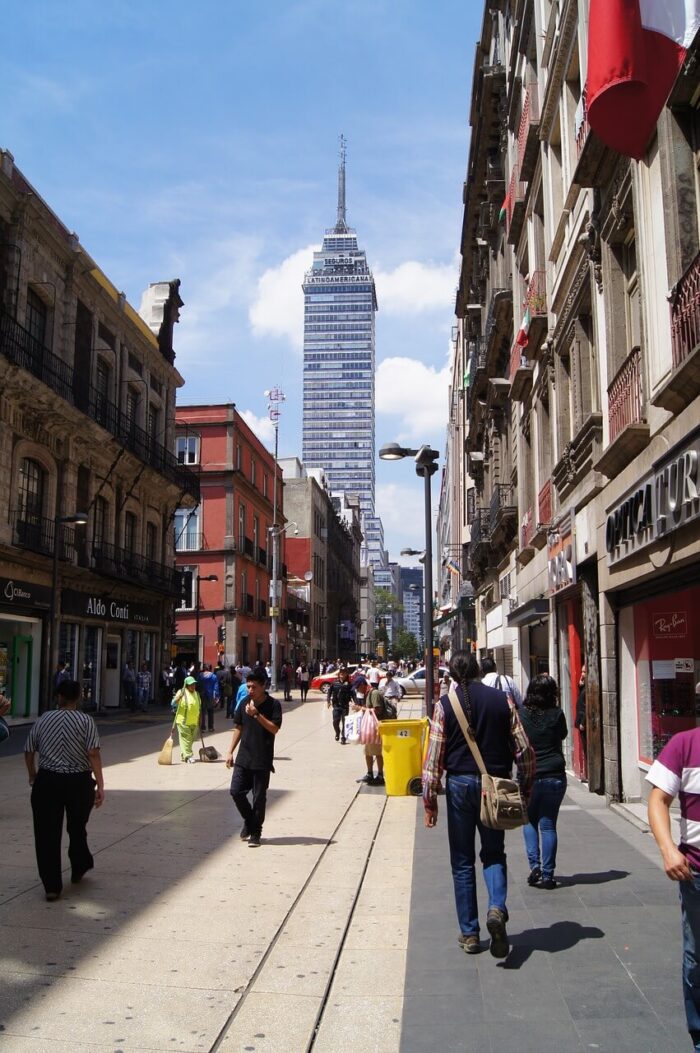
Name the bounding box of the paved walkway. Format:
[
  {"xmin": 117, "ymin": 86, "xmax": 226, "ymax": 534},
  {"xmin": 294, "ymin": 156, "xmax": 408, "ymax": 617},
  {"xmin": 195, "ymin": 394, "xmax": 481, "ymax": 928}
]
[
  {"xmin": 401, "ymin": 778, "xmax": 688, "ymax": 1053},
  {"xmin": 0, "ymin": 693, "xmax": 690, "ymax": 1052}
]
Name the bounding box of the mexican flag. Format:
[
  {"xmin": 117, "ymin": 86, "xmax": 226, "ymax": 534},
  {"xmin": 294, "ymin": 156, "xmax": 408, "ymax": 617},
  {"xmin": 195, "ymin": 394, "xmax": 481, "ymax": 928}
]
[
  {"xmin": 587, "ymin": 0, "xmax": 699, "ymax": 160},
  {"xmin": 515, "ymin": 308, "xmax": 531, "ymax": 349}
]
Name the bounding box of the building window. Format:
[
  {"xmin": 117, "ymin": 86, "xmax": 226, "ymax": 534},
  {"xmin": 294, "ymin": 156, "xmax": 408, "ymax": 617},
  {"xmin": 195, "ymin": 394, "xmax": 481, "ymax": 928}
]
[
  {"xmin": 124, "ymin": 511, "xmax": 137, "ymax": 553},
  {"xmin": 18, "ymin": 457, "xmax": 45, "ymax": 523},
  {"xmin": 236, "ymin": 443, "xmax": 242, "ymax": 471},
  {"xmin": 251, "ymin": 458, "xmax": 256, "ymax": 487},
  {"xmin": 148, "ymin": 404, "xmax": 160, "ymax": 444},
  {"xmin": 26, "ymin": 288, "xmax": 47, "ymax": 347},
  {"xmin": 145, "ymin": 521, "xmax": 157, "ymax": 561},
  {"xmin": 174, "ymin": 507, "xmax": 200, "ymax": 551},
  {"xmin": 253, "ymin": 515, "xmax": 259, "ymax": 554},
  {"xmin": 240, "ymin": 570, "xmax": 247, "ymax": 610},
  {"xmin": 176, "ymin": 435, "xmax": 199, "ymax": 465},
  {"xmin": 126, "ymin": 387, "xmax": 140, "ymax": 430},
  {"xmin": 263, "ymin": 474, "xmax": 268, "ymax": 499},
  {"xmin": 176, "ymin": 567, "xmax": 195, "ymax": 611},
  {"xmin": 128, "ymin": 352, "xmax": 143, "ymax": 375},
  {"xmin": 238, "ymin": 502, "xmax": 246, "ymax": 550},
  {"xmin": 93, "ymin": 496, "xmax": 107, "ymax": 548},
  {"xmin": 96, "ymin": 358, "xmax": 111, "ymax": 403},
  {"xmin": 97, "ymin": 322, "xmax": 115, "ymax": 350}
]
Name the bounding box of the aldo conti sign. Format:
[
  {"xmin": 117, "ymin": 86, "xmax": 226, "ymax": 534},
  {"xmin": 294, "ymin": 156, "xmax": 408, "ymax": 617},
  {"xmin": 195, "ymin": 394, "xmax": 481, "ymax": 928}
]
[
  {"xmin": 61, "ymin": 589, "xmax": 159, "ymax": 626},
  {"xmin": 606, "ymin": 430, "xmax": 700, "ymax": 566}
]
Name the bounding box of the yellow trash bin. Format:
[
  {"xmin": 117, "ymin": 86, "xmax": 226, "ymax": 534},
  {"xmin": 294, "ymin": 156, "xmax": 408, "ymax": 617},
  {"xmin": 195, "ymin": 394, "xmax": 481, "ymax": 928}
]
[{"xmin": 378, "ymin": 718, "xmax": 429, "ymax": 796}]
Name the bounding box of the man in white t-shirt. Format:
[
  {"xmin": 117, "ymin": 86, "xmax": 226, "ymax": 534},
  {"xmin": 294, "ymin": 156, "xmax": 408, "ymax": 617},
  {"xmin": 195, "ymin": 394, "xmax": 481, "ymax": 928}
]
[{"xmin": 480, "ymin": 657, "xmax": 523, "ymax": 708}]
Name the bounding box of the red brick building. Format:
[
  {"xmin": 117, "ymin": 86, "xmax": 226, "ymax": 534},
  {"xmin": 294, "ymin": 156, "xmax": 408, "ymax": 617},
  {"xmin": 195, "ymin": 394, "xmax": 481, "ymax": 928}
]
[{"xmin": 173, "ymin": 404, "xmax": 286, "ymax": 669}]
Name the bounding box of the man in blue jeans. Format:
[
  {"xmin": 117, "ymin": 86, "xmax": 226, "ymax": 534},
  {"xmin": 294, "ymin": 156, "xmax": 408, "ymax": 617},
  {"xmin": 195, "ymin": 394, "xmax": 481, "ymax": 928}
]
[
  {"xmin": 647, "ymin": 728, "xmax": 700, "ymax": 1050},
  {"xmin": 423, "ymin": 650, "xmax": 535, "ymax": 958}
]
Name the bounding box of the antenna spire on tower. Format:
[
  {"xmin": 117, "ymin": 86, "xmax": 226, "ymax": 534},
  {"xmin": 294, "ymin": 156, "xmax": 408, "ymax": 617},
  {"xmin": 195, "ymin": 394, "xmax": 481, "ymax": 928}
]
[{"xmin": 335, "ymin": 134, "xmax": 348, "ymax": 233}]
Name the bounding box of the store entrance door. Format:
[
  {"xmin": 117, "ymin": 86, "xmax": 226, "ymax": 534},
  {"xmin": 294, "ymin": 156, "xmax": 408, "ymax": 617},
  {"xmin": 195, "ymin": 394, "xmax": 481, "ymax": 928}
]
[
  {"xmin": 104, "ymin": 635, "xmax": 121, "ymax": 709},
  {"xmin": 11, "ymin": 635, "xmax": 33, "ymax": 718}
]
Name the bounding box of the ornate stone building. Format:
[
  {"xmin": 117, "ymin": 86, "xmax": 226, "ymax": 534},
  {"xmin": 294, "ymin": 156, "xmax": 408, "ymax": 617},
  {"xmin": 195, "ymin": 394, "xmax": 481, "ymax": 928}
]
[
  {"xmin": 0, "ymin": 149, "xmax": 198, "ymax": 717},
  {"xmin": 442, "ymin": 1, "xmax": 700, "ymax": 803}
]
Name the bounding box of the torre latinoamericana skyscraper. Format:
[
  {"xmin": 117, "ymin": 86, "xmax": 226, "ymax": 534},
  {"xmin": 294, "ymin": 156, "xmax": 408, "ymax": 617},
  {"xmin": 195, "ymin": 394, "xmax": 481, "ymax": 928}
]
[{"xmin": 302, "ymin": 139, "xmax": 387, "ymax": 569}]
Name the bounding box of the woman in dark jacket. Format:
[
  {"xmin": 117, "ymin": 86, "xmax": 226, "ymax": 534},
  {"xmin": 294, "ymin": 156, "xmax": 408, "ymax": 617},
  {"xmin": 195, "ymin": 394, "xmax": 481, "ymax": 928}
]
[{"xmin": 520, "ymin": 674, "xmax": 568, "ymax": 889}]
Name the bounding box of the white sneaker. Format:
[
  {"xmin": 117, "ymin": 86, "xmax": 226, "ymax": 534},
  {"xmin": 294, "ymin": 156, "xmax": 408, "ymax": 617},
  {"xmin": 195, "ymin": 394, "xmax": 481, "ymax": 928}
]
[{"xmin": 186, "ymin": 757, "xmax": 197, "ymax": 764}]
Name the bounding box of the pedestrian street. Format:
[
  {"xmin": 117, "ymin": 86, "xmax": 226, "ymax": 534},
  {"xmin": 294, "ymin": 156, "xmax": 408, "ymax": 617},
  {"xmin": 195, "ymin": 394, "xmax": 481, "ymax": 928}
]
[{"xmin": 0, "ymin": 690, "xmax": 689, "ymax": 1052}]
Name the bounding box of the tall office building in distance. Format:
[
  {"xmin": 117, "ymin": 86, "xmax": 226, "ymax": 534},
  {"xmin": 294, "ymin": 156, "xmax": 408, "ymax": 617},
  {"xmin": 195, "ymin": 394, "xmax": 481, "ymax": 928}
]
[{"xmin": 302, "ymin": 139, "xmax": 386, "ymax": 570}]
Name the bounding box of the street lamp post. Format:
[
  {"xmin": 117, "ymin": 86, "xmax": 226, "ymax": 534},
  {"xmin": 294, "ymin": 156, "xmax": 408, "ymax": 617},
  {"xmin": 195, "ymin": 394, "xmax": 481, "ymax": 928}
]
[
  {"xmin": 268, "ymin": 521, "xmax": 297, "ymax": 693},
  {"xmin": 195, "ymin": 573, "xmax": 218, "ymax": 670},
  {"xmin": 48, "ymin": 512, "xmax": 88, "ymax": 709},
  {"xmin": 380, "ymin": 443, "xmax": 439, "ymax": 717}
]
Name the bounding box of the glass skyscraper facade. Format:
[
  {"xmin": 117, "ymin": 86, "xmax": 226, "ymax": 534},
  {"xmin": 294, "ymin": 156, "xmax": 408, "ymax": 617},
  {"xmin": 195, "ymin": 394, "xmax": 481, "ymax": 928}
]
[{"xmin": 302, "ymin": 141, "xmax": 386, "ymax": 569}]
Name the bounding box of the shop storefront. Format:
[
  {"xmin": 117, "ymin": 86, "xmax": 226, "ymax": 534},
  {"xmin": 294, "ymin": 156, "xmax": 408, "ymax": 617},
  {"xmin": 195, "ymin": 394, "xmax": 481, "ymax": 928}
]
[
  {"xmin": 605, "ymin": 426, "xmax": 700, "ymax": 802},
  {"xmin": 60, "ymin": 589, "xmax": 162, "ymax": 710},
  {"xmin": 0, "ymin": 576, "xmax": 51, "ymax": 722}
]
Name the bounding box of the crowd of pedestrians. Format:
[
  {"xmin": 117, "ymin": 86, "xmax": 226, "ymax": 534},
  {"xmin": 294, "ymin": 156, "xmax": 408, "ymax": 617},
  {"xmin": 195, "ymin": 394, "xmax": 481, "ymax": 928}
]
[{"xmin": 9, "ymin": 646, "xmax": 700, "ymax": 1051}]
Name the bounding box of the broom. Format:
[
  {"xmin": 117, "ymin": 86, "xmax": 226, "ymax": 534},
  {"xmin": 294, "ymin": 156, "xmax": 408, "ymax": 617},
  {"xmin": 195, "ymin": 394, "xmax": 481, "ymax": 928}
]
[{"xmin": 157, "ymin": 723, "xmax": 176, "ymax": 765}]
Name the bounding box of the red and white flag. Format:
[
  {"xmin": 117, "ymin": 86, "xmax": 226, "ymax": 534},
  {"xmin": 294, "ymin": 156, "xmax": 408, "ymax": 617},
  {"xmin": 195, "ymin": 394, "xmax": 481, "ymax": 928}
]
[{"xmin": 587, "ymin": 0, "xmax": 699, "ymax": 160}]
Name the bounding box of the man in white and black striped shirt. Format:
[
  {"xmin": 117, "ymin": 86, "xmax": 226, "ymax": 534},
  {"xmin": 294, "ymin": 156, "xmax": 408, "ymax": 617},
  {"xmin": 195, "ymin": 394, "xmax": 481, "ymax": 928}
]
[{"xmin": 24, "ymin": 680, "xmax": 104, "ymax": 901}]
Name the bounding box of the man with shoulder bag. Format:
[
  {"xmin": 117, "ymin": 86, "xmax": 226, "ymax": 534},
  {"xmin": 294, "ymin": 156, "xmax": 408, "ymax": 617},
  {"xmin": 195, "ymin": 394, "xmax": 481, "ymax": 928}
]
[{"xmin": 423, "ymin": 650, "xmax": 535, "ymax": 959}]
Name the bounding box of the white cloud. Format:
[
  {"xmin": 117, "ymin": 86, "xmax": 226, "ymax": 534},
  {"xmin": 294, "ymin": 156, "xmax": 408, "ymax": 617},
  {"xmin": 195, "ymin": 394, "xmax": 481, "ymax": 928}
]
[
  {"xmin": 376, "ymin": 354, "xmax": 451, "ymax": 444},
  {"xmin": 248, "ymin": 244, "xmax": 318, "ymax": 350},
  {"xmin": 238, "ymin": 410, "xmax": 276, "ymax": 448},
  {"xmin": 376, "ymin": 482, "xmax": 426, "ymax": 554},
  {"xmin": 374, "ymin": 257, "xmax": 458, "ymax": 315}
]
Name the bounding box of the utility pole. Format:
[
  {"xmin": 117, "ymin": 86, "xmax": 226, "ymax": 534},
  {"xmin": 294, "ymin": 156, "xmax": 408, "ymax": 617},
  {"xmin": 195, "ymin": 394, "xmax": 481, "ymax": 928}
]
[{"xmin": 265, "ymin": 387, "xmax": 285, "ymax": 693}]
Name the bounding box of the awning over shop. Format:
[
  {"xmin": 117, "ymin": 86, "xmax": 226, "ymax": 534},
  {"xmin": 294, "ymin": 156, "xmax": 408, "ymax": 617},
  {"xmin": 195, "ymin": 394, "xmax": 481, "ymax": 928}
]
[
  {"xmin": 433, "ymin": 601, "xmax": 471, "ymax": 628},
  {"xmin": 507, "ymin": 597, "xmax": 549, "ymax": 627}
]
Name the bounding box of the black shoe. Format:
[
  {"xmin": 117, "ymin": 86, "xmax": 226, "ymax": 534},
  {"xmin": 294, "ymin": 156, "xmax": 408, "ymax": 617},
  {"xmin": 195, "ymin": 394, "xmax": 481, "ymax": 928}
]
[
  {"xmin": 240, "ymin": 825, "xmax": 250, "ymax": 841},
  {"xmin": 335, "ymin": 734, "xmax": 340, "ymax": 741},
  {"xmin": 71, "ymin": 863, "xmax": 93, "ymax": 884},
  {"xmin": 248, "ymin": 833, "xmax": 261, "ymax": 848},
  {"xmin": 486, "ymin": 908, "xmax": 509, "ymax": 959},
  {"xmin": 341, "ymin": 739, "xmax": 346, "ymax": 745},
  {"xmin": 537, "ymin": 878, "xmax": 558, "ymax": 890},
  {"xmin": 45, "ymin": 891, "xmax": 61, "ymax": 902},
  {"xmin": 374, "ymin": 774, "xmax": 385, "ymax": 786},
  {"xmin": 358, "ymin": 773, "xmax": 374, "ymax": 784},
  {"xmin": 527, "ymin": 867, "xmax": 542, "ymax": 887}
]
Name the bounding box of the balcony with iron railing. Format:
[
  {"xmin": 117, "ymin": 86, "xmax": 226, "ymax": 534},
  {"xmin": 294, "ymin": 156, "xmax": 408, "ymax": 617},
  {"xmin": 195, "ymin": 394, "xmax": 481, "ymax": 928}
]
[
  {"xmin": 572, "ymin": 90, "xmax": 610, "ymax": 188},
  {"xmin": 509, "ymin": 339, "xmax": 533, "ymax": 401},
  {"xmin": 91, "ymin": 541, "xmax": 180, "ymax": 594},
  {"xmin": 538, "ymin": 479, "xmax": 553, "ymax": 528},
  {"xmin": 505, "ymin": 164, "xmax": 525, "ymax": 245},
  {"xmin": 517, "ymin": 82, "xmax": 540, "ymax": 184},
  {"xmin": 489, "ymin": 484, "xmax": 517, "ymax": 556},
  {"xmin": 258, "ymin": 546, "xmax": 268, "ymax": 567},
  {"xmin": 596, "ymin": 345, "xmax": 650, "ymax": 477},
  {"xmin": 258, "ymin": 599, "xmax": 267, "ymax": 619},
  {"xmin": 0, "ymin": 309, "xmax": 199, "ymax": 502},
  {"xmin": 243, "ymin": 536, "xmax": 255, "ymax": 560},
  {"xmin": 10, "ymin": 511, "xmax": 79, "ymax": 561},
  {"xmin": 654, "ymin": 250, "xmax": 700, "ymax": 412},
  {"xmin": 175, "ymin": 532, "xmax": 208, "ymax": 553}
]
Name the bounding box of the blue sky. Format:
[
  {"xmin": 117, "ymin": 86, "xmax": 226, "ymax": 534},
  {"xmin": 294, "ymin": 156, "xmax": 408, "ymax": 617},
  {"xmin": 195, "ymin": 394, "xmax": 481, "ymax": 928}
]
[{"xmin": 3, "ymin": 0, "xmax": 481, "ymax": 561}]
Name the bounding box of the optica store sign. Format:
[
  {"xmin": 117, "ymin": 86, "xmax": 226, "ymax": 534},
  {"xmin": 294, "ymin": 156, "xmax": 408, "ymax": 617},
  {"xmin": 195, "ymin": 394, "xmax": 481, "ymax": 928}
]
[{"xmin": 606, "ymin": 431, "xmax": 700, "ymax": 566}]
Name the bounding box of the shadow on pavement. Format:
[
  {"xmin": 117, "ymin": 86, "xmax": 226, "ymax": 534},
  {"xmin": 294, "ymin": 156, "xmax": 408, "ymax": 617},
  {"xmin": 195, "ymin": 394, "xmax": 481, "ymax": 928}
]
[
  {"xmin": 262, "ymin": 835, "xmax": 336, "ymax": 846},
  {"xmin": 558, "ymin": 869, "xmax": 630, "ymax": 887},
  {"xmin": 502, "ymin": 920, "xmax": 605, "ymax": 969}
]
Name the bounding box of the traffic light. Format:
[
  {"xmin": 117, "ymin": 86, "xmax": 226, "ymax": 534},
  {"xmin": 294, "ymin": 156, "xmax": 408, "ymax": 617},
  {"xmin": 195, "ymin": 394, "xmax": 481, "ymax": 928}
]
[{"xmin": 217, "ymin": 624, "xmax": 226, "ymax": 644}]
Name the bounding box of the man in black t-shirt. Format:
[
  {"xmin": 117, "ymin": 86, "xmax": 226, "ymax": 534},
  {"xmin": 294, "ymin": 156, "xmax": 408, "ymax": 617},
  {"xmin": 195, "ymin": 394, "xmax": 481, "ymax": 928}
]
[
  {"xmin": 225, "ymin": 668, "xmax": 282, "ymax": 847},
  {"xmin": 327, "ymin": 667, "xmax": 354, "ymax": 744}
]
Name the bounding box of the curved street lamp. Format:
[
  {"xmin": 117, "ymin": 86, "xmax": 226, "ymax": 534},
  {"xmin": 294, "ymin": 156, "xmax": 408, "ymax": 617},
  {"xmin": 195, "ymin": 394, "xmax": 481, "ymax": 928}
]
[{"xmin": 379, "ymin": 442, "xmax": 439, "ymax": 717}]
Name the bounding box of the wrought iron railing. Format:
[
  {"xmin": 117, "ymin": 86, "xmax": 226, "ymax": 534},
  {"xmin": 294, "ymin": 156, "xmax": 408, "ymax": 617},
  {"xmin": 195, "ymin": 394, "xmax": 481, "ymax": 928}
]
[
  {"xmin": 258, "ymin": 599, "xmax": 267, "ymax": 619},
  {"xmin": 470, "ymin": 508, "xmax": 491, "ymax": 550},
  {"xmin": 608, "ymin": 346, "xmax": 645, "ymax": 443},
  {"xmin": 538, "ymin": 479, "xmax": 552, "ymax": 526},
  {"xmin": 175, "ymin": 532, "xmax": 207, "ymax": 552},
  {"xmin": 524, "ymin": 269, "xmax": 547, "ymax": 315},
  {"xmin": 10, "ymin": 511, "xmax": 79, "ymax": 560},
  {"xmin": 91, "ymin": 541, "xmax": 179, "ymax": 593},
  {"xmin": 258, "ymin": 546, "xmax": 268, "ymax": 566},
  {"xmin": 0, "ymin": 309, "xmax": 199, "ymax": 501},
  {"xmin": 574, "ymin": 91, "xmax": 589, "ymax": 159},
  {"xmin": 670, "ymin": 251, "xmax": 700, "ymax": 370},
  {"xmin": 509, "ymin": 340, "xmax": 527, "ymax": 382},
  {"xmin": 489, "ymin": 484, "xmax": 516, "ymax": 535},
  {"xmin": 505, "ymin": 165, "xmax": 524, "ymax": 237},
  {"xmin": 517, "ymin": 82, "xmax": 539, "ymax": 172},
  {"xmin": 243, "ymin": 537, "xmax": 255, "ymax": 560},
  {"xmin": 521, "ymin": 507, "xmax": 535, "ymax": 549}
]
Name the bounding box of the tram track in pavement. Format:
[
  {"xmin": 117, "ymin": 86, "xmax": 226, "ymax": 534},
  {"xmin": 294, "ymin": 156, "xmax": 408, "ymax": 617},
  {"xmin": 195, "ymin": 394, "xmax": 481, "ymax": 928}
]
[{"xmin": 209, "ymin": 783, "xmax": 389, "ymax": 1053}]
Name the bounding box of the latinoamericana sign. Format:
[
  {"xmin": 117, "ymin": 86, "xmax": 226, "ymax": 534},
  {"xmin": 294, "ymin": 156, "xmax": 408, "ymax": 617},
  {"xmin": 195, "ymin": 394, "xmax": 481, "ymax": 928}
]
[{"xmin": 606, "ymin": 430, "xmax": 700, "ymax": 566}]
